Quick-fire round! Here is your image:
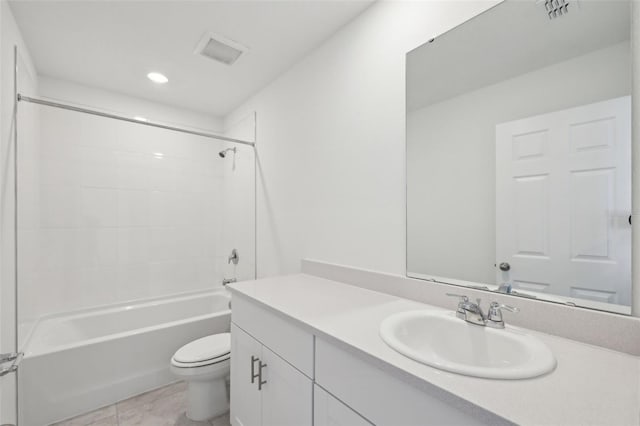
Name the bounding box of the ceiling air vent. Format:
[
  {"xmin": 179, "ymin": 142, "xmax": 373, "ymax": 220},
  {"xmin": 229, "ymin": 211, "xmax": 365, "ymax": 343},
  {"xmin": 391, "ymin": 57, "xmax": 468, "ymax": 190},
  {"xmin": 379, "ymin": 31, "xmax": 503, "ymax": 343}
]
[
  {"xmin": 194, "ymin": 33, "xmax": 248, "ymax": 66},
  {"xmin": 538, "ymin": 0, "xmax": 578, "ymax": 20}
]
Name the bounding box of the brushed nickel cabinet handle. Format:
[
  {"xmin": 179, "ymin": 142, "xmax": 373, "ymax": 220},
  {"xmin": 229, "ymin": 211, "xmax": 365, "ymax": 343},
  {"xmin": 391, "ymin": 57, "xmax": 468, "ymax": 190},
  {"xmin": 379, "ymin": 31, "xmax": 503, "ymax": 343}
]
[
  {"xmin": 250, "ymin": 355, "xmax": 260, "ymax": 384},
  {"xmin": 258, "ymin": 361, "xmax": 267, "ymax": 390}
]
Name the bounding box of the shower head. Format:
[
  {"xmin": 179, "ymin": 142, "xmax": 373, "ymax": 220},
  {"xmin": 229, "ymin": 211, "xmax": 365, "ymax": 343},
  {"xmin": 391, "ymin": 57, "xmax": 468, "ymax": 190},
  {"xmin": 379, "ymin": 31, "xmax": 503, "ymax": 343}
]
[{"xmin": 219, "ymin": 147, "xmax": 237, "ymax": 158}]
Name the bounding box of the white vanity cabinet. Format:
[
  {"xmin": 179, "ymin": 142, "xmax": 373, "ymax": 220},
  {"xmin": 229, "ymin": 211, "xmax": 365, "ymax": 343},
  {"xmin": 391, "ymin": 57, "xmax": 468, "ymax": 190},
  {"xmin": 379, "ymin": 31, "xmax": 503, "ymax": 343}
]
[
  {"xmin": 314, "ymin": 337, "xmax": 495, "ymax": 426},
  {"xmin": 230, "ymin": 297, "xmax": 314, "ymax": 426},
  {"xmin": 314, "ymin": 385, "xmax": 372, "ymax": 426},
  {"xmin": 230, "ymin": 292, "xmax": 503, "ymax": 426}
]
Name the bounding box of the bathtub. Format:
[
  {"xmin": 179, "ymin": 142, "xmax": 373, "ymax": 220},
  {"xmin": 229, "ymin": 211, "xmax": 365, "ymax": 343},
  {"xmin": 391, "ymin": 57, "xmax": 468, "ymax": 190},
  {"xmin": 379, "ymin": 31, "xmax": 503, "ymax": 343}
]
[{"xmin": 19, "ymin": 289, "xmax": 231, "ymax": 426}]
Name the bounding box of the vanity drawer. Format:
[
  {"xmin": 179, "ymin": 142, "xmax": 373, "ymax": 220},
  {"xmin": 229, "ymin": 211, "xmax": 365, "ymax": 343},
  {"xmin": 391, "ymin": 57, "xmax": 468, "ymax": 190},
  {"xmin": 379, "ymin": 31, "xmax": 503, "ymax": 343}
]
[
  {"xmin": 314, "ymin": 385, "xmax": 372, "ymax": 426},
  {"xmin": 315, "ymin": 337, "xmax": 504, "ymax": 426},
  {"xmin": 232, "ymin": 295, "xmax": 314, "ymax": 378}
]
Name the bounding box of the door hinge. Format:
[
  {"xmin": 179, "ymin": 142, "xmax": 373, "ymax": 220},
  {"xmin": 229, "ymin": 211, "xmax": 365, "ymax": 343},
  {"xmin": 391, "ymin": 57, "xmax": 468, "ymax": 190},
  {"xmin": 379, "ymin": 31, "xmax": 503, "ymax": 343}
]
[{"xmin": 0, "ymin": 352, "xmax": 23, "ymax": 377}]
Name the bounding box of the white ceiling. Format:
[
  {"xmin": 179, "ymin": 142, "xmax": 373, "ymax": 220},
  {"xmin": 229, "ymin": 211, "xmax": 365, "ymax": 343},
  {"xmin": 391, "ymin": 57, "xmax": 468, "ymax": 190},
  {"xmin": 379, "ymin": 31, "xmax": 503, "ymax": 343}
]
[
  {"xmin": 407, "ymin": 0, "xmax": 631, "ymax": 112},
  {"xmin": 9, "ymin": 0, "xmax": 374, "ymax": 117}
]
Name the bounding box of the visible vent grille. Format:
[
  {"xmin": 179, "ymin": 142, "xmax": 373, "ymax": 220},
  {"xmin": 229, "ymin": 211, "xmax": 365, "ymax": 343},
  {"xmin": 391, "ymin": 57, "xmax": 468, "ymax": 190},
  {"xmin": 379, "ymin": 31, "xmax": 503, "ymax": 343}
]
[
  {"xmin": 539, "ymin": 0, "xmax": 577, "ymax": 20},
  {"xmin": 194, "ymin": 33, "xmax": 248, "ymax": 66}
]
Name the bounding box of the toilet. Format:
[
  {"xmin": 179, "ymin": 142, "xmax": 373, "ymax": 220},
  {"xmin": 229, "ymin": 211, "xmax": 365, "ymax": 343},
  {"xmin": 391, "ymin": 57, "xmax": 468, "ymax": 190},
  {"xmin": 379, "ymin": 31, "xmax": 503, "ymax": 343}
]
[{"xmin": 171, "ymin": 333, "xmax": 231, "ymax": 421}]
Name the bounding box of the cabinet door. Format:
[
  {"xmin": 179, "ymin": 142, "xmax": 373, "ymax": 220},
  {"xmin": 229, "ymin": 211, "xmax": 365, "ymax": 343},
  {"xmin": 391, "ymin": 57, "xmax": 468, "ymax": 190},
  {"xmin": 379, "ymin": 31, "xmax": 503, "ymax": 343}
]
[
  {"xmin": 260, "ymin": 346, "xmax": 312, "ymax": 426},
  {"xmin": 231, "ymin": 324, "xmax": 263, "ymax": 426},
  {"xmin": 314, "ymin": 385, "xmax": 372, "ymax": 426}
]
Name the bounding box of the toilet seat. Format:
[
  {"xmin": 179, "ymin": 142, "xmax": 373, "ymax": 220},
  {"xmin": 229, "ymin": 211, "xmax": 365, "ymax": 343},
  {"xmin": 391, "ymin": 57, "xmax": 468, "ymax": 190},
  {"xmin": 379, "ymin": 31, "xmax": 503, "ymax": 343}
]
[{"xmin": 172, "ymin": 333, "xmax": 231, "ymax": 368}]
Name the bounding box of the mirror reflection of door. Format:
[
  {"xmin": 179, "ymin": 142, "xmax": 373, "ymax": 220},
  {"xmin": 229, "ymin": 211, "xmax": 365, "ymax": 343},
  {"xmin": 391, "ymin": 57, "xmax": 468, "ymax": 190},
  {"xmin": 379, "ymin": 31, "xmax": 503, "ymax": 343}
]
[
  {"xmin": 496, "ymin": 96, "xmax": 631, "ymax": 306},
  {"xmin": 406, "ymin": 0, "xmax": 632, "ymax": 314}
]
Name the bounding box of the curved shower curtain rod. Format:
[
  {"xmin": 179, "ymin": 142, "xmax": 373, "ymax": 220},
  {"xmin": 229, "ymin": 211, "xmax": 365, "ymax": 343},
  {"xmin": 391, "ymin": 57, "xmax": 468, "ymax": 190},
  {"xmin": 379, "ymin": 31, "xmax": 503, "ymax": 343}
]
[{"xmin": 16, "ymin": 94, "xmax": 256, "ymax": 147}]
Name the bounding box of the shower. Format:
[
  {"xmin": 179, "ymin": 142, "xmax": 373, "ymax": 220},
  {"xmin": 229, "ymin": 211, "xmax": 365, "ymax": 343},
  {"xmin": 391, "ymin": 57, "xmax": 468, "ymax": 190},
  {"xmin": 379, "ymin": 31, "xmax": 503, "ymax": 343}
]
[{"xmin": 219, "ymin": 147, "xmax": 237, "ymax": 158}]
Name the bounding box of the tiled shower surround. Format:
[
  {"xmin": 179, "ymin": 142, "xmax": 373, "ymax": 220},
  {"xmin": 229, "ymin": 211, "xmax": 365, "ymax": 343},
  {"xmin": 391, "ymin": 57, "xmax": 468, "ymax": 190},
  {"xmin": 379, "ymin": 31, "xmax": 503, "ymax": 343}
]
[{"xmin": 19, "ymin": 103, "xmax": 227, "ymax": 328}]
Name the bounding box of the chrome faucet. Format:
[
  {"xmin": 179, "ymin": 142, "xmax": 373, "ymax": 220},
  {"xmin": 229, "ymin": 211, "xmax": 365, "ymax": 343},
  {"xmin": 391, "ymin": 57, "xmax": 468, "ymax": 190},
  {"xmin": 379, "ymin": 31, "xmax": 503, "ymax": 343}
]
[
  {"xmin": 222, "ymin": 277, "xmax": 237, "ymax": 286},
  {"xmin": 446, "ymin": 293, "xmax": 519, "ymax": 328},
  {"xmin": 447, "ymin": 294, "xmax": 486, "ymax": 325},
  {"xmin": 486, "ymin": 302, "xmax": 519, "ymax": 328}
]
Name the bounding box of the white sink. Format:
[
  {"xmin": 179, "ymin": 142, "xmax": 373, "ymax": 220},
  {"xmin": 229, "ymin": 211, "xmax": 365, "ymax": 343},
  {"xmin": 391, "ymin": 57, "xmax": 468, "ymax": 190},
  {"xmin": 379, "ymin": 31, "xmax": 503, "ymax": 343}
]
[{"xmin": 380, "ymin": 310, "xmax": 556, "ymax": 379}]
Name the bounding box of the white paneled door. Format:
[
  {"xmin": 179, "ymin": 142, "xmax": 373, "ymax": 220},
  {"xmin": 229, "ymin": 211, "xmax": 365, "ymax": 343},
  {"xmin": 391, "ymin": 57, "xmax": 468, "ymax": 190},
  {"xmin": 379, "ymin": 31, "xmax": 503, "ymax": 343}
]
[{"xmin": 496, "ymin": 96, "xmax": 631, "ymax": 306}]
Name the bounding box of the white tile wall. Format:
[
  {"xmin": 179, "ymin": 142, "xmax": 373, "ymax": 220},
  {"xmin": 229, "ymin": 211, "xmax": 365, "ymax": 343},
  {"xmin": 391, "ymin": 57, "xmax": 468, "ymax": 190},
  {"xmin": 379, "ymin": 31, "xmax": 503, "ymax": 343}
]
[{"xmin": 19, "ymin": 102, "xmax": 238, "ymax": 323}]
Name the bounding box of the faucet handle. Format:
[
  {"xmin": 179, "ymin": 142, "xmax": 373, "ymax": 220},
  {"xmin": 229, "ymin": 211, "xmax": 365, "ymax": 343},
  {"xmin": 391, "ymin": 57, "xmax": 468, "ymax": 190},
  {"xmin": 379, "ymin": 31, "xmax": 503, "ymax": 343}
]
[
  {"xmin": 490, "ymin": 302, "xmax": 519, "ymax": 313},
  {"xmin": 446, "ymin": 293, "xmax": 469, "ymax": 320},
  {"xmin": 228, "ymin": 248, "xmax": 239, "ymax": 265},
  {"xmin": 486, "ymin": 302, "xmax": 520, "ymax": 328},
  {"xmin": 446, "ymin": 293, "xmax": 469, "ymax": 302}
]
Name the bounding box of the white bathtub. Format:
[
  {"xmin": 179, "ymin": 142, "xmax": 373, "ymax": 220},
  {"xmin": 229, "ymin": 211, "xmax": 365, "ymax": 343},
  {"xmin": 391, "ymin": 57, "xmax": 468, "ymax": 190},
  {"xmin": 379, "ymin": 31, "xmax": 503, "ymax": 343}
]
[{"xmin": 19, "ymin": 289, "xmax": 231, "ymax": 426}]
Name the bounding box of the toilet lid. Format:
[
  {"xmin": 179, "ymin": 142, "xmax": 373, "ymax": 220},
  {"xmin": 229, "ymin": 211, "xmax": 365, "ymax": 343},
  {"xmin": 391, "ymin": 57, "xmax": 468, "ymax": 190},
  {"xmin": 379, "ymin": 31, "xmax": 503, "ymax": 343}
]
[{"xmin": 173, "ymin": 333, "xmax": 230, "ymax": 364}]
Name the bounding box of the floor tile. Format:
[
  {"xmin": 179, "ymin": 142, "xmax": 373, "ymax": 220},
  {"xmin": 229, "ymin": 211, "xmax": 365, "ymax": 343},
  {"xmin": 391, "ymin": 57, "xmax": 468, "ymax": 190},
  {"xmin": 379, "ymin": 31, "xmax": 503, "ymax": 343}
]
[
  {"xmin": 116, "ymin": 381, "xmax": 186, "ymax": 414},
  {"xmin": 89, "ymin": 416, "xmax": 119, "ymax": 426},
  {"xmin": 174, "ymin": 412, "xmax": 212, "ymax": 426},
  {"xmin": 209, "ymin": 412, "xmax": 231, "ymax": 426},
  {"xmin": 117, "ymin": 410, "xmax": 173, "ymax": 426},
  {"xmin": 52, "ymin": 381, "xmax": 229, "ymax": 426},
  {"xmin": 118, "ymin": 387, "xmax": 189, "ymax": 426}
]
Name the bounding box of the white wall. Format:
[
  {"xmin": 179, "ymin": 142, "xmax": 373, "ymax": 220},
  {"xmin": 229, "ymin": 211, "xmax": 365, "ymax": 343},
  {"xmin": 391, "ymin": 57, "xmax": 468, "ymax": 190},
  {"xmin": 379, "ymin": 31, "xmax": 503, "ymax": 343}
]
[
  {"xmin": 0, "ymin": 0, "xmax": 39, "ymax": 422},
  {"xmin": 18, "ymin": 78, "xmax": 230, "ymax": 328},
  {"xmin": 224, "ymin": 1, "xmax": 499, "ymax": 278},
  {"xmin": 38, "ymin": 76, "xmax": 224, "ymax": 133},
  {"xmin": 407, "ymin": 41, "xmax": 631, "ymax": 284},
  {"xmin": 221, "ymin": 113, "xmax": 256, "ymax": 283}
]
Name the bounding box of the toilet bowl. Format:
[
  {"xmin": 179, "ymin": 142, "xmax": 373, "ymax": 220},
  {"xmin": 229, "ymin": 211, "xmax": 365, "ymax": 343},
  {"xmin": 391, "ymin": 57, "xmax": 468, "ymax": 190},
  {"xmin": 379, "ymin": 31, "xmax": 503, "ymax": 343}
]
[{"xmin": 171, "ymin": 333, "xmax": 231, "ymax": 421}]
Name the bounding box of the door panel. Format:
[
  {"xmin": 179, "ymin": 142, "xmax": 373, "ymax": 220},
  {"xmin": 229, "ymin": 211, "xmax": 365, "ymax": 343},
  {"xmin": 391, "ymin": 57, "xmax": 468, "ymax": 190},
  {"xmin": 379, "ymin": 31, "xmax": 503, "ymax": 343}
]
[
  {"xmin": 260, "ymin": 346, "xmax": 312, "ymax": 426},
  {"xmin": 314, "ymin": 385, "xmax": 372, "ymax": 426},
  {"xmin": 496, "ymin": 96, "xmax": 631, "ymax": 305},
  {"xmin": 230, "ymin": 324, "xmax": 262, "ymax": 426}
]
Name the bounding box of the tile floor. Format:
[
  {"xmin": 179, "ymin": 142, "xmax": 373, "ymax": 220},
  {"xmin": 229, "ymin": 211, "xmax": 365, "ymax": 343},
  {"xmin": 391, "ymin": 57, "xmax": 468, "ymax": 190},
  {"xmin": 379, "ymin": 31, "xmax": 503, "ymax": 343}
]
[{"xmin": 51, "ymin": 382, "xmax": 230, "ymax": 426}]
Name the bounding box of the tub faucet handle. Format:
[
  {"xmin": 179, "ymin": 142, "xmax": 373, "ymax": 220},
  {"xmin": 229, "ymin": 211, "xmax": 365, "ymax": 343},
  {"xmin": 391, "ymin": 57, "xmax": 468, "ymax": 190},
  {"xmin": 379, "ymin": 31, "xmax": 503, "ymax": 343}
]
[{"xmin": 228, "ymin": 249, "xmax": 239, "ymax": 265}]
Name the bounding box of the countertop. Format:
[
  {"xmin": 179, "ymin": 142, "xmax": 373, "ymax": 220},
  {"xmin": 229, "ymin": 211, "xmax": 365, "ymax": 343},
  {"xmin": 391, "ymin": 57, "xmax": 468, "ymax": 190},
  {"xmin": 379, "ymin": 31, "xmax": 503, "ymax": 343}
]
[{"xmin": 227, "ymin": 273, "xmax": 640, "ymax": 426}]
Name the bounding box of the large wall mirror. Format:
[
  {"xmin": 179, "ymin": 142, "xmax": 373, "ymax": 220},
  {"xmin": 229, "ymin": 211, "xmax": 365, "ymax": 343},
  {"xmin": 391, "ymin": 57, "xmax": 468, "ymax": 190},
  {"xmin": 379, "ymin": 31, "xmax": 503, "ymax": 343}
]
[{"xmin": 406, "ymin": 0, "xmax": 632, "ymax": 314}]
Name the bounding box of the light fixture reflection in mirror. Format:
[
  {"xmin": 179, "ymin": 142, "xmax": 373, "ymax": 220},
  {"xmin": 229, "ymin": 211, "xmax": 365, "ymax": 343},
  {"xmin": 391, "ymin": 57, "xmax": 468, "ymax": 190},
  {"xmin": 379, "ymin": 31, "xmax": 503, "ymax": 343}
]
[{"xmin": 406, "ymin": 0, "xmax": 632, "ymax": 315}]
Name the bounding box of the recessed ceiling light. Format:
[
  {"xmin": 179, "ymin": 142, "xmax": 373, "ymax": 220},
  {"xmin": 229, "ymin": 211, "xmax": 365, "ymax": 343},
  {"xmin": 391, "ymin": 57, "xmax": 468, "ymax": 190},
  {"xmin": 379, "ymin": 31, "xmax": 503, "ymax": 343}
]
[{"xmin": 147, "ymin": 72, "xmax": 168, "ymax": 84}]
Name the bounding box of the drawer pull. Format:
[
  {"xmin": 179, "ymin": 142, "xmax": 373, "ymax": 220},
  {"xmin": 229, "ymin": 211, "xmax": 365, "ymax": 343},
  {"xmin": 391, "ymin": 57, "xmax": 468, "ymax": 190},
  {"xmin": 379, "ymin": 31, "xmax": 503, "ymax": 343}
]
[
  {"xmin": 251, "ymin": 355, "xmax": 260, "ymax": 384},
  {"xmin": 258, "ymin": 361, "xmax": 267, "ymax": 390}
]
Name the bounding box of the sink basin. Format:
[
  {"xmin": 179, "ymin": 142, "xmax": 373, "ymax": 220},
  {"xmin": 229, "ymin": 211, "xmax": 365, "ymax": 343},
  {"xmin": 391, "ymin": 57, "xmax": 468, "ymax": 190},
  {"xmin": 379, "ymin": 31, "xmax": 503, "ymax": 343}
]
[{"xmin": 380, "ymin": 310, "xmax": 556, "ymax": 379}]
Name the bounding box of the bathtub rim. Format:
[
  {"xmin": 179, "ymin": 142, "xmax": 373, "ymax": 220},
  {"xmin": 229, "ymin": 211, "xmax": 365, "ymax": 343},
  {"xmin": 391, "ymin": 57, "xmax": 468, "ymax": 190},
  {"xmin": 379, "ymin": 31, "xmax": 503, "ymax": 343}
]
[{"xmin": 21, "ymin": 287, "xmax": 231, "ymax": 358}]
